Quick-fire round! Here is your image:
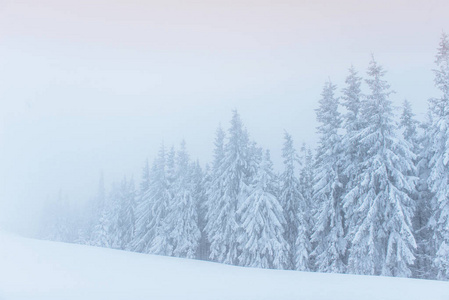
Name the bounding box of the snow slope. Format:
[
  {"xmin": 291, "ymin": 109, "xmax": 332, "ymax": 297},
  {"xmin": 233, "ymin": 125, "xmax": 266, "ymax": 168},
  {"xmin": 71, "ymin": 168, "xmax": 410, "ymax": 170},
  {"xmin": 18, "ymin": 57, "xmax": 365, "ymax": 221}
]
[{"xmin": 0, "ymin": 231, "xmax": 448, "ymax": 300}]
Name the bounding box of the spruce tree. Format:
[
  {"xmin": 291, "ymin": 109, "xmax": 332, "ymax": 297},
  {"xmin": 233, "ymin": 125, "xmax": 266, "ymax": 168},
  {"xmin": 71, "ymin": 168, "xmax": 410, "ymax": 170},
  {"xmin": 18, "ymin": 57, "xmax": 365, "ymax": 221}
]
[
  {"xmin": 94, "ymin": 209, "xmax": 112, "ymax": 248},
  {"xmin": 93, "ymin": 183, "xmax": 120, "ymax": 248},
  {"xmin": 427, "ymin": 33, "xmax": 449, "ymax": 280},
  {"xmin": 344, "ymin": 58, "xmax": 417, "ymax": 277},
  {"xmin": 169, "ymin": 141, "xmax": 201, "ymax": 258},
  {"xmin": 415, "ymin": 113, "xmax": 436, "ymax": 279},
  {"xmin": 238, "ymin": 150, "xmax": 288, "ymax": 269},
  {"xmin": 279, "ymin": 131, "xmax": 308, "ymax": 270},
  {"xmin": 133, "ymin": 160, "xmax": 155, "ymax": 253},
  {"xmin": 400, "ymin": 100, "xmax": 430, "ymax": 278},
  {"xmin": 117, "ymin": 177, "xmax": 136, "ymax": 250},
  {"xmin": 311, "ymin": 80, "xmax": 345, "ymax": 273},
  {"xmin": 340, "ymin": 67, "xmax": 364, "ymax": 253},
  {"xmin": 205, "ymin": 110, "xmax": 252, "ymax": 265},
  {"xmin": 149, "ymin": 145, "xmax": 174, "ymax": 256},
  {"xmin": 192, "ymin": 161, "xmax": 210, "ymax": 260}
]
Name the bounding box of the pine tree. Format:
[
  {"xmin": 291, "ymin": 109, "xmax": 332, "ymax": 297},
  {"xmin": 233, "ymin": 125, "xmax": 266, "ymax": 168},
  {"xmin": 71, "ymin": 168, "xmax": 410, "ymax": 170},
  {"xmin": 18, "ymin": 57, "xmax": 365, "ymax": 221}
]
[
  {"xmin": 427, "ymin": 32, "xmax": 449, "ymax": 280},
  {"xmin": 205, "ymin": 110, "xmax": 252, "ymax": 265},
  {"xmin": 238, "ymin": 150, "xmax": 288, "ymax": 269},
  {"xmin": 94, "ymin": 209, "xmax": 112, "ymax": 248},
  {"xmin": 400, "ymin": 100, "xmax": 430, "ymax": 278},
  {"xmin": 311, "ymin": 80, "xmax": 345, "ymax": 273},
  {"xmin": 133, "ymin": 160, "xmax": 154, "ymax": 253},
  {"xmin": 279, "ymin": 131, "xmax": 307, "ymax": 270},
  {"xmin": 149, "ymin": 145, "xmax": 174, "ymax": 256},
  {"xmin": 344, "ymin": 58, "xmax": 417, "ymax": 277},
  {"xmin": 169, "ymin": 141, "xmax": 201, "ymax": 258},
  {"xmin": 92, "ymin": 183, "xmax": 120, "ymax": 248},
  {"xmin": 192, "ymin": 161, "xmax": 210, "ymax": 260},
  {"xmin": 340, "ymin": 67, "xmax": 364, "ymax": 255},
  {"xmin": 415, "ymin": 113, "xmax": 436, "ymax": 279},
  {"xmin": 117, "ymin": 177, "xmax": 137, "ymax": 250}
]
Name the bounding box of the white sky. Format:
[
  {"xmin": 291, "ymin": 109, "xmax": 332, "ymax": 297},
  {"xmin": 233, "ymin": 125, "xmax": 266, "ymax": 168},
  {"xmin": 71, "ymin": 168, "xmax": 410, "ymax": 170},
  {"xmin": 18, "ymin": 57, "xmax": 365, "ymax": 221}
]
[{"xmin": 1, "ymin": 0, "xmax": 449, "ymax": 235}]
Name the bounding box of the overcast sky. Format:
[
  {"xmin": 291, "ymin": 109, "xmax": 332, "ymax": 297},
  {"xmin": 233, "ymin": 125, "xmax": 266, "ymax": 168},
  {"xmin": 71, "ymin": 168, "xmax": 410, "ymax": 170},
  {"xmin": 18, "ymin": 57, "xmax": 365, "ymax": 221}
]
[{"xmin": 1, "ymin": 0, "xmax": 449, "ymax": 235}]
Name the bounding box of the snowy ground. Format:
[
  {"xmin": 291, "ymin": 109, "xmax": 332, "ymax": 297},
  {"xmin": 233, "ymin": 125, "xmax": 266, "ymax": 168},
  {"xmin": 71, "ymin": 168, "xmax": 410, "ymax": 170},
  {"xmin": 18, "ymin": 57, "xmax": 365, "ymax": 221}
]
[{"xmin": 0, "ymin": 231, "xmax": 448, "ymax": 300}]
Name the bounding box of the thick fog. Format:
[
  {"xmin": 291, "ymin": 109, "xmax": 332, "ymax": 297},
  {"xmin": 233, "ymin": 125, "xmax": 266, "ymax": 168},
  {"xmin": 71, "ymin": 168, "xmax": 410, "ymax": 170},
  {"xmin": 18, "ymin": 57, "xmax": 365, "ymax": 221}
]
[{"xmin": 0, "ymin": 0, "xmax": 448, "ymax": 235}]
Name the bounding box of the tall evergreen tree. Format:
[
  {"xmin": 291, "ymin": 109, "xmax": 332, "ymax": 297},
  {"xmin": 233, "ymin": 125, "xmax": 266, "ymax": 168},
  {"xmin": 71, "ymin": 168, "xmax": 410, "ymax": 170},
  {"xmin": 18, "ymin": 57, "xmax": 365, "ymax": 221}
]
[
  {"xmin": 133, "ymin": 160, "xmax": 155, "ymax": 253},
  {"xmin": 400, "ymin": 99, "xmax": 430, "ymax": 278},
  {"xmin": 93, "ymin": 182, "xmax": 120, "ymax": 248},
  {"xmin": 415, "ymin": 113, "xmax": 436, "ymax": 279},
  {"xmin": 205, "ymin": 110, "xmax": 252, "ymax": 265},
  {"xmin": 427, "ymin": 32, "xmax": 449, "ymax": 280},
  {"xmin": 311, "ymin": 80, "xmax": 345, "ymax": 273},
  {"xmin": 238, "ymin": 150, "xmax": 288, "ymax": 269},
  {"xmin": 193, "ymin": 161, "xmax": 210, "ymax": 261},
  {"xmin": 117, "ymin": 177, "xmax": 137, "ymax": 250},
  {"xmin": 340, "ymin": 67, "xmax": 364, "ymax": 255},
  {"xmin": 149, "ymin": 145, "xmax": 174, "ymax": 256},
  {"xmin": 279, "ymin": 132, "xmax": 308, "ymax": 270},
  {"xmin": 169, "ymin": 141, "xmax": 201, "ymax": 258},
  {"xmin": 343, "ymin": 58, "xmax": 417, "ymax": 277},
  {"xmin": 94, "ymin": 209, "xmax": 112, "ymax": 248}
]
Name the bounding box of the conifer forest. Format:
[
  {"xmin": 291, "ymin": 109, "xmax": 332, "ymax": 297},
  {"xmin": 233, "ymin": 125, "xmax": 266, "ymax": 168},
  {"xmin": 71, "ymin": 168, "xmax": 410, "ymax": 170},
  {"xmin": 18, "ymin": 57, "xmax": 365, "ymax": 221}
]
[{"xmin": 40, "ymin": 33, "xmax": 449, "ymax": 282}]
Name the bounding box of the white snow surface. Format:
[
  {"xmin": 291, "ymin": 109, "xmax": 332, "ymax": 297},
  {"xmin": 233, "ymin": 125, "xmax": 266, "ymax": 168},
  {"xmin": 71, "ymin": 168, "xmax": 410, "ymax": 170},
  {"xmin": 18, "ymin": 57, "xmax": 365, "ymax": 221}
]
[{"xmin": 0, "ymin": 231, "xmax": 448, "ymax": 300}]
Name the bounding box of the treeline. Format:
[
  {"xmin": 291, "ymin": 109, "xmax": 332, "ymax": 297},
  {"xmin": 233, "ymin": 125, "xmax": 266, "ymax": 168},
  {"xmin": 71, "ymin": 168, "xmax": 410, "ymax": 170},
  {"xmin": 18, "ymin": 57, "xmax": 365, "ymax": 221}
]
[{"xmin": 41, "ymin": 33, "xmax": 449, "ymax": 281}]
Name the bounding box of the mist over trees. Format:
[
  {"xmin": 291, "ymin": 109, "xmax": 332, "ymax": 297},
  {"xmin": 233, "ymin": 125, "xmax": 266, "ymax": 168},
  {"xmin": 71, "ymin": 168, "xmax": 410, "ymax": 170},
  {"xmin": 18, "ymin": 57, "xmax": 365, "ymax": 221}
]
[{"xmin": 40, "ymin": 33, "xmax": 449, "ymax": 281}]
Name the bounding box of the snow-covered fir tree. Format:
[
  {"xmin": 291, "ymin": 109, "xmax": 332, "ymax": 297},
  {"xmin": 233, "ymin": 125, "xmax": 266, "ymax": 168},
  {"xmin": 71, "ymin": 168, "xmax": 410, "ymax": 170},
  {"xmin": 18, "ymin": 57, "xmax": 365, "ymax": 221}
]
[
  {"xmin": 94, "ymin": 208, "xmax": 112, "ymax": 248},
  {"xmin": 415, "ymin": 112, "xmax": 436, "ymax": 279},
  {"xmin": 399, "ymin": 99, "xmax": 431, "ymax": 279},
  {"xmin": 91, "ymin": 182, "xmax": 121, "ymax": 248},
  {"xmin": 192, "ymin": 161, "xmax": 209, "ymax": 260},
  {"xmin": 132, "ymin": 160, "xmax": 155, "ymax": 253},
  {"xmin": 168, "ymin": 141, "xmax": 201, "ymax": 259},
  {"xmin": 311, "ymin": 80, "xmax": 346, "ymax": 273},
  {"xmin": 427, "ymin": 32, "xmax": 449, "ymax": 280},
  {"xmin": 205, "ymin": 110, "xmax": 253, "ymax": 265},
  {"xmin": 148, "ymin": 145, "xmax": 174, "ymax": 256},
  {"xmin": 343, "ymin": 57, "xmax": 417, "ymax": 277},
  {"xmin": 117, "ymin": 177, "xmax": 136, "ymax": 250},
  {"xmin": 238, "ymin": 150, "xmax": 288, "ymax": 269},
  {"xmin": 279, "ymin": 131, "xmax": 308, "ymax": 270},
  {"xmin": 340, "ymin": 66, "xmax": 364, "ymax": 253}
]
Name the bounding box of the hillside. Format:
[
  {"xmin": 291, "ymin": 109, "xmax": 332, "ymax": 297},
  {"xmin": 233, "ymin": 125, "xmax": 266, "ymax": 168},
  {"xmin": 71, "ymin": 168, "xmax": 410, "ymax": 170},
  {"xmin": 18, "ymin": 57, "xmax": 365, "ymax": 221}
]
[{"xmin": 0, "ymin": 231, "xmax": 448, "ymax": 300}]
